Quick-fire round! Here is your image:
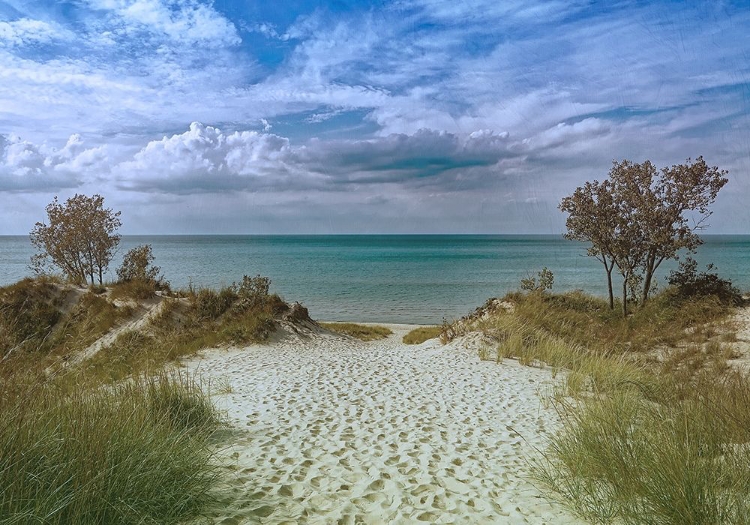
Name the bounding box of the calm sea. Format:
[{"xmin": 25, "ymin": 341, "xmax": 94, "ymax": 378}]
[{"xmin": 1, "ymin": 235, "xmax": 748, "ymax": 324}]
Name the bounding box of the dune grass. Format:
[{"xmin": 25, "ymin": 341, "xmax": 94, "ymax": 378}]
[
  {"xmin": 0, "ymin": 370, "xmax": 223, "ymax": 525},
  {"xmin": 0, "ymin": 275, "xmax": 289, "ymax": 524},
  {"xmin": 403, "ymin": 326, "xmax": 443, "ymax": 344},
  {"xmin": 535, "ymin": 376, "xmax": 750, "ymax": 525},
  {"xmin": 320, "ymin": 322, "xmax": 393, "ymax": 341},
  {"xmin": 83, "ymin": 285, "xmax": 286, "ymax": 383},
  {"xmin": 461, "ymin": 289, "xmax": 750, "ymax": 525}
]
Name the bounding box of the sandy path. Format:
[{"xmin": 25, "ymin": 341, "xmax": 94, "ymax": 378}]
[{"xmin": 184, "ymin": 325, "xmax": 583, "ymax": 524}]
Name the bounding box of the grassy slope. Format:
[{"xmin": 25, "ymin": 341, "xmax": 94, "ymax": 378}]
[
  {"xmin": 455, "ymin": 289, "xmax": 750, "ymax": 525},
  {"xmin": 402, "ymin": 326, "xmax": 443, "ymax": 344},
  {"xmin": 0, "ymin": 277, "xmax": 289, "ymax": 524},
  {"xmin": 320, "ymin": 322, "xmax": 393, "ymax": 341}
]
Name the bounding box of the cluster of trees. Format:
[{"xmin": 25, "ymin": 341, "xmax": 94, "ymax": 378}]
[
  {"xmin": 30, "ymin": 195, "xmax": 121, "ymax": 286},
  {"xmin": 30, "ymin": 194, "xmax": 160, "ymax": 288},
  {"xmin": 560, "ymin": 157, "xmax": 728, "ymax": 315}
]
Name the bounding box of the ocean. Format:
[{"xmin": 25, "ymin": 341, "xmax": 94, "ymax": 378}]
[{"xmin": 1, "ymin": 235, "xmax": 748, "ymax": 324}]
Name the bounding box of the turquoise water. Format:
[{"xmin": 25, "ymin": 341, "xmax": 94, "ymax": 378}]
[{"xmin": 1, "ymin": 235, "xmax": 748, "ymax": 324}]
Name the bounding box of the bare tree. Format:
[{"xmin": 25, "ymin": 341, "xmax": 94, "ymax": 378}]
[{"xmin": 30, "ymin": 194, "xmax": 122, "ymax": 285}]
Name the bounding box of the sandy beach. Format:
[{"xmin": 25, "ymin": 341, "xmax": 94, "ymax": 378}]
[{"xmin": 183, "ymin": 323, "xmax": 584, "ymax": 524}]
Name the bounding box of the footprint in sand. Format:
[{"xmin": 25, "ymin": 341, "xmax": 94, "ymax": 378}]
[{"xmin": 183, "ymin": 325, "xmax": 587, "ymax": 524}]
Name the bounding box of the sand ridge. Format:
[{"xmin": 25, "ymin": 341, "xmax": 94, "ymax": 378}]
[{"xmin": 184, "ymin": 324, "xmax": 584, "ymax": 524}]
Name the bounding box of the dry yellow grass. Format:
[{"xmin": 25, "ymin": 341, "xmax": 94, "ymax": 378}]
[{"xmin": 320, "ymin": 322, "xmax": 393, "ymax": 341}]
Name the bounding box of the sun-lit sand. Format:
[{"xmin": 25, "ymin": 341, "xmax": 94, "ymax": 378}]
[{"xmin": 183, "ymin": 323, "xmax": 584, "ymax": 524}]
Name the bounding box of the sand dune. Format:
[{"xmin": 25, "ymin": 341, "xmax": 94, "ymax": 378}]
[{"xmin": 184, "ymin": 324, "xmax": 584, "ymax": 524}]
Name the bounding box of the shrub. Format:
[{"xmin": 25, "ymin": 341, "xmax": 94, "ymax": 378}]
[
  {"xmin": 235, "ymin": 274, "xmax": 271, "ymax": 309},
  {"xmin": 192, "ymin": 287, "xmax": 237, "ymax": 320},
  {"xmin": 115, "ymin": 245, "xmax": 167, "ymax": 299},
  {"xmin": 117, "ymin": 244, "xmax": 162, "ymax": 282},
  {"xmin": 520, "ymin": 267, "xmax": 554, "ymax": 293},
  {"xmin": 668, "ymin": 257, "xmax": 742, "ymax": 305}
]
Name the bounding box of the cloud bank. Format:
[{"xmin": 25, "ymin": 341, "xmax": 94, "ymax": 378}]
[{"xmin": 0, "ymin": 0, "xmax": 748, "ymax": 233}]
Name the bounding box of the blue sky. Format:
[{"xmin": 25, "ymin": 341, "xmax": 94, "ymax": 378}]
[{"xmin": 0, "ymin": 0, "xmax": 749, "ymax": 234}]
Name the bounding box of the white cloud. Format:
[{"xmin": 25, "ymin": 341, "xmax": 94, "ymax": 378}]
[
  {"xmin": 116, "ymin": 122, "xmax": 294, "ymax": 192},
  {"xmin": 0, "ymin": 18, "xmax": 73, "ymax": 47},
  {"xmin": 86, "ymin": 0, "xmax": 240, "ymax": 46},
  {"xmin": 0, "ymin": 133, "xmax": 110, "ymax": 191}
]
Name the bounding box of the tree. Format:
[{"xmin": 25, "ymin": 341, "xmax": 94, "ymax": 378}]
[
  {"xmin": 116, "ymin": 244, "xmax": 162, "ymax": 284},
  {"xmin": 633, "ymin": 157, "xmax": 727, "ymax": 303},
  {"xmin": 30, "ymin": 194, "xmax": 122, "ymax": 285},
  {"xmin": 560, "ymin": 180, "xmax": 619, "ymax": 309},
  {"xmin": 560, "ymin": 157, "xmax": 728, "ymax": 315}
]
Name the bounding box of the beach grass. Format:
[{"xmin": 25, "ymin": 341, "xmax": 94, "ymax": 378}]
[
  {"xmin": 402, "ymin": 326, "xmax": 443, "ymax": 344},
  {"xmin": 459, "ymin": 288, "xmax": 750, "ymax": 525},
  {"xmin": 320, "ymin": 322, "xmax": 393, "ymax": 341},
  {"xmin": 0, "ymin": 370, "xmax": 223, "ymax": 525},
  {"xmin": 85, "ymin": 285, "xmax": 285, "ymax": 382},
  {"xmin": 0, "ymin": 275, "xmax": 292, "ymax": 523}
]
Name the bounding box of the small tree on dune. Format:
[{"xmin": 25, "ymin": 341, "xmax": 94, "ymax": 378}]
[
  {"xmin": 560, "ymin": 157, "xmax": 728, "ymax": 316},
  {"xmin": 30, "ymin": 194, "xmax": 122, "ymax": 285},
  {"xmin": 117, "ymin": 244, "xmax": 163, "ymax": 284},
  {"xmin": 560, "ymin": 179, "xmax": 619, "ymax": 309}
]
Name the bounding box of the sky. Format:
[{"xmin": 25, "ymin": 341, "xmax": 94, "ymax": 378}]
[{"xmin": 0, "ymin": 0, "xmax": 749, "ymax": 234}]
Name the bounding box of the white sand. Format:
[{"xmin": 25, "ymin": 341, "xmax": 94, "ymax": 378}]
[{"xmin": 183, "ymin": 323, "xmax": 584, "ymax": 524}]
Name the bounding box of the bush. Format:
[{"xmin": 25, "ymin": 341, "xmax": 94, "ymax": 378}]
[
  {"xmin": 192, "ymin": 287, "xmax": 237, "ymax": 320},
  {"xmin": 117, "ymin": 244, "xmax": 162, "ymax": 283},
  {"xmin": 668, "ymin": 257, "xmax": 742, "ymax": 305},
  {"xmin": 235, "ymin": 274, "xmax": 271, "ymax": 309},
  {"xmin": 115, "ymin": 245, "xmax": 167, "ymax": 299},
  {"xmin": 520, "ymin": 267, "xmax": 554, "ymax": 293}
]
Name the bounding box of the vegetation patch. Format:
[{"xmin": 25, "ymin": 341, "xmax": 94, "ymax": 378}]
[
  {"xmin": 456, "ymin": 286, "xmax": 750, "ymax": 525},
  {"xmin": 0, "ymin": 271, "xmax": 290, "ymax": 521},
  {"xmin": 88, "ymin": 282, "xmax": 285, "ymax": 382},
  {"xmin": 0, "ymin": 277, "xmax": 64, "ymax": 357},
  {"xmin": 321, "ymin": 322, "xmax": 393, "ymax": 341},
  {"xmin": 0, "ymin": 370, "xmax": 223, "ymax": 525},
  {"xmin": 402, "ymin": 326, "xmax": 443, "ymax": 344}
]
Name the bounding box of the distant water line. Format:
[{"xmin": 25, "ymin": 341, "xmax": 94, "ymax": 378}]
[{"xmin": 1, "ymin": 235, "xmax": 748, "ymax": 325}]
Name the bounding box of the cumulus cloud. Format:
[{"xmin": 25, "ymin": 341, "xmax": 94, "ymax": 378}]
[
  {"xmin": 116, "ymin": 122, "xmax": 294, "ymax": 193},
  {"xmin": 0, "ymin": 133, "xmax": 109, "ymax": 191},
  {"xmin": 114, "ymin": 124, "xmax": 518, "ymax": 192}
]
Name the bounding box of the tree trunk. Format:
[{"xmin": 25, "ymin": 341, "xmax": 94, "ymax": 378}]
[
  {"xmin": 642, "ymin": 252, "xmax": 656, "ymax": 305},
  {"xmin": 599, "ymin": 257, "xmax": 616, "ymax": 310},
  {"xmin": 622, "ymin": 274, "xmax": 628, "ymax": 317},
  {"xmin": 98, "ymin": 266, "xmax": 104, "ymax": 285}
]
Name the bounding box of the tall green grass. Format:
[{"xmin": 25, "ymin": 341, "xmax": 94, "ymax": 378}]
[
  {"xmin": 535, "ymin": 377, "xmax": 750, "ymax": 525},
  {"xmin": 0, "ymin": 371, "xmax": 222, "ymax": 525},
  {"xmin": 468, "ymin": 289, "xmax": 750, "ymax": 524}
]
